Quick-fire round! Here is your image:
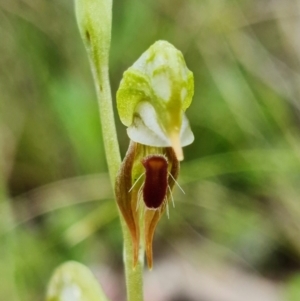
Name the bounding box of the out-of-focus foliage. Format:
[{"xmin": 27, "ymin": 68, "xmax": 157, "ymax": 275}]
[{"xmin": 1, "ymin": 0, "xmax": 300, "ymax": 300}]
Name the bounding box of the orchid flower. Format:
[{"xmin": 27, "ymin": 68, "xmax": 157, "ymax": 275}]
[
  {"xmin": 116, "ymin": 41, "xmax": 194, "ymax": 268},
  {"xmin": 117, "ymin": 40, "xmax": 194, "ymax": 161}
]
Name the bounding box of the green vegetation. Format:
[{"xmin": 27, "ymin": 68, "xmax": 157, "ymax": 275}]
[{"xmin": 1, "ymin": 0, "xmax": 300, "ymax": 300}]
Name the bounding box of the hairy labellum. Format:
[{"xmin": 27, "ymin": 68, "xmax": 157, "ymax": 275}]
[
  {"xmin": 115, "ymin": 142, "xmax": 179, "ymax": 269},
  {"xmin": 142, "ymin": 155, "xmax": 168, "ymax": 209}
]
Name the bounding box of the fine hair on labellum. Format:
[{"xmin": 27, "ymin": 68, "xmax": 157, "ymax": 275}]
[{"xmin": 141, "ymin": 155, "xmax": 169, "ymax": 210}]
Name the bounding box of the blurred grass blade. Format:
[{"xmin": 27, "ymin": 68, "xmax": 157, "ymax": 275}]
[
  {"xmin": 63, "ymin": 201, "xmax": 117, "ymax": 246},
  {"xmin": 180, "ymin": 149, "xmax": 300, "ymax": 184},
  {"xmin": 46, "ymin": 261, "xmax": 111, "ymax": 301},
  {"xmin": 0, "ymin": 126, "xmax": 19, "ymax": 300}
]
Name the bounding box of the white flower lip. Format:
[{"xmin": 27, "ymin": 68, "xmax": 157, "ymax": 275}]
[{"xmin": 127, "ymin": 102, "xmax": 194, "ymax": 151}]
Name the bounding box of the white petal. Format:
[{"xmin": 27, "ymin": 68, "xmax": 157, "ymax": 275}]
[
  {"xmin": 180, "ymin": 114, "xmax": 195, "ymax": 146},
  {"xmin": 127, "ymin": 102, "xmax": 168, "ymax": 146},
  {"xmin": 127, "ymin": 102, "xmax": 194, "ymax": 147}
]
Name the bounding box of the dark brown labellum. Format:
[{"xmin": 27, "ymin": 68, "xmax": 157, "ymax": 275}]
[{"xmin": 142, "ymin": 155, "xmax": 168, "ymax": 209}]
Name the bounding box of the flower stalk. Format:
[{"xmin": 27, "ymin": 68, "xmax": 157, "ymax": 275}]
[
  {"xmin": 75, "ymin": 0, "xmax": 120, "ymax": 183},
  {"xmin": 73, "ymin": 1, "xmax": 194, "ymax": 301},
  {"xmin": 75, "ymin": 1, "xmax": 144, "ymax": 300}
]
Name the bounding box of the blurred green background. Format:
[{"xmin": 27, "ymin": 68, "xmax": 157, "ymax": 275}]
[{"xmin": 1, "ymin": 0, "xmax": 300, "ymax": 300}]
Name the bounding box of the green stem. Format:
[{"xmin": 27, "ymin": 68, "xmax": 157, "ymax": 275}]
[
  {"xmin": 92, "ymin": 51, "xmax": 144, "ymax": 301},
  {"xmin": 122, "ymin": 219, "xmax": 144, "ymax": 301},
  {"xmin": 93, "ymin": 63, "xmax": 121, "ymax": 184},
  {"xmin": 75, "ymin": 1, "xmax": 144, "ymax": 300},
  {"xmin": 92, "ymin": 42, "xmax": 144, "ymax": 301}
]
